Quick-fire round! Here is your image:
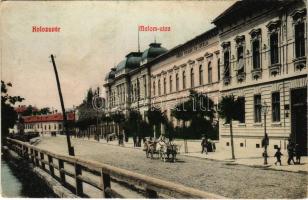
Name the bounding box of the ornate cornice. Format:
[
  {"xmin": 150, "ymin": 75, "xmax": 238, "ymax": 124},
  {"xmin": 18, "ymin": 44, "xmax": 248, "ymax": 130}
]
[{"xmin": 266, "ymin": 20, "xmax": 281, "ymax": 33}]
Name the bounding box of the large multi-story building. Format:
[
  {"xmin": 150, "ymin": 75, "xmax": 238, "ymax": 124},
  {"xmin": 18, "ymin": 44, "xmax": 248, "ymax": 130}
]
[
  {"xmin": 104, "ymin": 0, "xmax": 307, "ymax": 154},
  {"xmin": 213, "ymin": 0, "xmax": 307, "ymax": 155}
]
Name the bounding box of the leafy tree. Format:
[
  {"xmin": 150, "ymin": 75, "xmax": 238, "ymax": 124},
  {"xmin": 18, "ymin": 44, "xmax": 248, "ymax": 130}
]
[
  {"xmin": 147, "ymin": 107, "xmax": 165, "ymax": 138},
  {"xmin": 1, "ymin": 81, "xmax": 24, "ymax": 144},
  {"xmin": 218, "ymin": 95, "xmax": 241, "ymax": 160},
  {"xmin": 111, "ymin": 112, "xmax": 125, "ymax": 135},
  {"xmin": 38, "ymin": 107, "xmax": 51, "ymax": 115},
  {"xmin": 123, "ymin": 110, "xmax": 142, "ymax": 138}
]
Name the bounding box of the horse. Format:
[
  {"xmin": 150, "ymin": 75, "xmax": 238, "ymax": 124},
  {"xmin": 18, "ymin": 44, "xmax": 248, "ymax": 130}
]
[
  {"xmin": 144, "ymin": 139, "xmax": 158, "ymax": 159},
  {"xmin": 158, "ymin": 139, "xmax": 178, "ymax": 162}
]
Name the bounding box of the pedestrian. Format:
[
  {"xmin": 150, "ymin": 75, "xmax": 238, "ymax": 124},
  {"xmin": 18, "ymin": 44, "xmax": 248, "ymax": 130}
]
[
  {"xmin": 133, "ymin": 135, "xmax": 137, "ymax": 147},
  {"xmin": 274, "ymin": 147, "xmax": 283, "ymax": 166},
  {"xmin": 287, "ymin": 139, "xmax": 295, "ymax": 165},
  {"xmin": 201, "ymin": 136, "xmax": 208, "ymax": 154},
  {"xmin": 295, "ymin": 144, "xmax": 301, "ymax": 164}
]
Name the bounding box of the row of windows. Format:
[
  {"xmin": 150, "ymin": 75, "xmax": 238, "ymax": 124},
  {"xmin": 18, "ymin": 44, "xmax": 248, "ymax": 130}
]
[
  {"xmin": 223, "ymin": 21, "xmax": 306, "ymax": 78},
  {"xmin": 153, "ymin": 60, "xmax": 220, "ymax": 96},
  {"xmin": 234, "ymin": 92, "xmax": 281, "ymax": 124},
  {"xmin": 25, "ymin": 123, "xmax": 62, "ymax": 130}
]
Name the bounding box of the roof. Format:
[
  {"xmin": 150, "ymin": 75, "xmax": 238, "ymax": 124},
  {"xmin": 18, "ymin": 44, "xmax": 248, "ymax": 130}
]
[
  {"xmin": 141, "ymin": 43, "xmax": 168, "ymax": 63},
  {"xmin": 22, "ymin": 112, "xmax": 75, "ymax": 123},
  {"xmin": 146, "ymin": 27, "xmax": 218, "ymax": 66},
  {"xmin": 104, "ymin": 68, "xmax": 116, "ymax": 81},
  {"xmin": 115, "ymin": 52, "xmax": 142, "ymax": 72},
  {"xmin": 212, "ymin": 0, "xmax": 291, "ymax": 26}
]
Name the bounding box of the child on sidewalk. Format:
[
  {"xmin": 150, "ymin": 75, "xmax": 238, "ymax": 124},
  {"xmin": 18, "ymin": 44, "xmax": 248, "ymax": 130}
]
[{"xmin": 274, "ymin": 148, "xmax": 283, "ymax": 166}]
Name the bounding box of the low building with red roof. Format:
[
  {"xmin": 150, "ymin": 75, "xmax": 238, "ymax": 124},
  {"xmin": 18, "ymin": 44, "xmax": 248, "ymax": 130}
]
[{"xmin": 22, "ymin": 112, "xmax": 75, "ymax": 135}]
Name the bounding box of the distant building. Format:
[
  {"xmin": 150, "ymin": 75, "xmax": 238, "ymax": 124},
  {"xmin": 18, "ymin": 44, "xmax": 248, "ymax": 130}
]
[{"xmin": 22, "ymin": 112, "xmax": 75, "ymax": 135}]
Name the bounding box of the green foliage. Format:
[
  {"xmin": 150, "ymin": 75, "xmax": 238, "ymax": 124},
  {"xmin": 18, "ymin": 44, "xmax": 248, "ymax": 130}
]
[
  {"xmin": 1, "ymin": 81, "xmax": 24, "ymax": 144},
  {"xmin": 171, "ymin": 89, "xmax": 216, "ymax": 139},
  {"xmin": 218, "ymin": 95, "xmax": 241, "ymax": 123},
  {"xmin": 123, "ymin": 110, "xmax": 142, "ymax": 137}
]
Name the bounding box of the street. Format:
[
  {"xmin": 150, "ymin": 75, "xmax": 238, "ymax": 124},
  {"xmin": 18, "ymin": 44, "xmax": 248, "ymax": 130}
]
[{"xmin": 35, "ymin": 136, "xmax": 307, "ymax": 199}]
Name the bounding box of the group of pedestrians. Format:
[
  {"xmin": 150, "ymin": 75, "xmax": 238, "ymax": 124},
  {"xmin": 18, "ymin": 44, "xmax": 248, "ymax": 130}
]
[{"xmin": 274, "ymin": 139, "xmax": 302, "ymax": 166}]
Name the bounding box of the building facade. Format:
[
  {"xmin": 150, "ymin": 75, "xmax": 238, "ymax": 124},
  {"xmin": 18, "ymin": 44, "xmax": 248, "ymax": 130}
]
[
  {"xmin": 22, "ymin": 112, "xmax": 75, "ymax": 135},
  {"xmin": 104, "ymin": 0, "xmax": 307, "ymax": 154},
  {"xmin": 213, "ymin": 0, "xmax": 307, "ymax": 155}
]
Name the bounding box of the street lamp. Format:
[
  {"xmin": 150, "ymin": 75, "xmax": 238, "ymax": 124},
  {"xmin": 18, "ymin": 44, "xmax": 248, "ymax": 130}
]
[{"xmin": 261, "ymin": 101, "xmax": 269, "ymax": 165}]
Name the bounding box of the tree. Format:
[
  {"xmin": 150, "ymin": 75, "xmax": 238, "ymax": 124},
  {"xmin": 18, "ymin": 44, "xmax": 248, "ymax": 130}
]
[
  {"xmin": 111, "ymin": 112, "xmax": 125, "ymax": 136},
  {"xmin": 147, "ymin": 107, "xmax": 165, "ymax": 138},
  {"xmin": 1, "ymin": 81, "xmax": 24, "ymax": 145},
  {"xmin": 123, "ymin": 110, "xmax": 142, "ymax": 138},
  {"xmin": 218, "ymin": 95, "xmax": 241, "ymax": 160}
]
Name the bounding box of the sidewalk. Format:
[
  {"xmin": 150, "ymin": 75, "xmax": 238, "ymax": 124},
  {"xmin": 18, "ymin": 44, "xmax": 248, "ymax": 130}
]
[{"xmin": 61, "ymin": 135, "xmax": 308, "ymax": 173}]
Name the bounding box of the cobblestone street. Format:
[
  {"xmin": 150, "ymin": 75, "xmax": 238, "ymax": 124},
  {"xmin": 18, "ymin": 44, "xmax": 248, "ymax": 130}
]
[{"xmin": 35, "ymin": 136, "xmax": 307, "ymax": 199}]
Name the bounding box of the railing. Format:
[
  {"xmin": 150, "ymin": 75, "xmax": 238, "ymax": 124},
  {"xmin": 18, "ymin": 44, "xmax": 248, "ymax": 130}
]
[{"xmin": 6, "ymin": 137, "xmax": 224, "ymax": 199}]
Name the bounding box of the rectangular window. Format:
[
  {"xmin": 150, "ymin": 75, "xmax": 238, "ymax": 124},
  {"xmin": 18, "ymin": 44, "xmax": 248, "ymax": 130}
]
[
  {"xmin": 153, "ymin": 81, "xmax": 155, "ymax": 96},
  {"xmin": 224, "ymin": 51, "xmax": 230, "ymax": 77},
  {"xmin": 158, "ymin": 80, "xmax": 161, "ymax": 96},
  {"xmin": 237, "ymin": 46, "xmax": 244, "ymax": 74},
  {"xmin": 272, "ymin": 92, "xmax": 280, "ymax": 122},
  {"xmin": 217, "ymin": 59, "xmax": 220, "ymax": 81},
  {"xmin": 191, "ymin": 68, "xmax": 194, "ymax": 88},
  {"xmin": 208, "ymin": 63, "xmax": 212, "ymax": 84},
  {"xmin": 199, "ymin": 65, "xmax": 203, "ymax": 85},
  {"xmin": 238, "ymin": 97, "xmax": 245, "ymax": 123},
  {"xmin": 270, "ymin": 33, "xmax": 279, "ymax": 64},
  {"xmin": 169, "ymin": 75, "xmax": 173, "ymax": 93},
  {"xmin": 176, "ymin": 74, "xmax": 179, "ymax": 92},
  {"xmin": 254, "ymin": 95, "xmax": 262, "ymax": 123},
  {"xmin": 163, "ymin": 78, "xmax": 166, "ymax": 95},
  {"xmin": 295, "ymin": 22, "xmax": 305, "ymax": 58},
  {"xmin": 182, "ymin": 71, "xmax": 186, "ymax": 90},
  {"xmin": 252, "ymin": 40, "xmax": 260, "ymax": 69}
]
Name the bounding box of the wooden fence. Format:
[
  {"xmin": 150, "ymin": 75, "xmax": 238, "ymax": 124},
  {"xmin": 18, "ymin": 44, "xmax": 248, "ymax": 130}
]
[{"xmin": 6, "ymin": 137, "xmax": 224, "ymax": 199}]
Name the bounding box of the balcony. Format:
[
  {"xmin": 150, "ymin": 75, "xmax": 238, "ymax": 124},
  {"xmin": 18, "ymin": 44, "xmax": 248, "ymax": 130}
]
[
  {"xmin": 293, "ymin": 56, "xmax": 306, "ymax": 71},
  {"xmin": 223, "ymin": 76, "xmax": 231, "ymax": 85},
  {"xmin": 251, "ymin": 68, "xmax": 262, "ymax": 80},
  {"xmin": 236, "ymin": 72, "xmax": 246, "ymax": 82},
  {"xmin": 269, "ymin": 63, "xmax": 281, "ymax": 76}
]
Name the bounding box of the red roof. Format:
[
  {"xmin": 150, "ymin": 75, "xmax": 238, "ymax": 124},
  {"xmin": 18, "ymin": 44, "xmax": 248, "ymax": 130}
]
[{"xmin": 22, "ymin": 112, "xmax": 75, "ymax": 123}]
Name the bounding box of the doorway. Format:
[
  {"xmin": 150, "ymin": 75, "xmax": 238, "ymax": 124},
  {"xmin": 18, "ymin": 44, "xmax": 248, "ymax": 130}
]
[{"xmin": 291, "ymin": 87, "xmax": 307, "ymax": 156}]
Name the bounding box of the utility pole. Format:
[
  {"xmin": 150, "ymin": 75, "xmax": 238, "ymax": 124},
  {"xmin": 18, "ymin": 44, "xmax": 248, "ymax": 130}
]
[{"xmin": 50, "ymin": 54, "xmax": 75, "ymax": 156}]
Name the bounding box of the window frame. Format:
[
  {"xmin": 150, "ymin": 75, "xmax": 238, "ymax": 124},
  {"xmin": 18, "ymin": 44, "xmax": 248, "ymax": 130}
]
[{"xmin": 254, "ymin": 94, "xmax": 262, "ymax": 123}]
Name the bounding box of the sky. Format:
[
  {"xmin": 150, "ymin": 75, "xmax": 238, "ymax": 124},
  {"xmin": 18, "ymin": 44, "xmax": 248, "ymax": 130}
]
[{"xmin": 1, "ymin": 1, "xmax": 234, "ymax": 110}]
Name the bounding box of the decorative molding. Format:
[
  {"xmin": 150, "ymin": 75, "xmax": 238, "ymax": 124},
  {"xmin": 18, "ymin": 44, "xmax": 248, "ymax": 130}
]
[
  {"xmin": 290, "ymin": 76, "xmax": 307, "ymax": 89},
  {"xmin": 180, "ymin": 63, "xmax": 187, "ymax": 68},
  {"xmin": 196, "ymin": 56, "xmax": 204, "ymax": 61},
  {"xmin": 291, "ymin": 8, "xmax": 307, "ymax": 25},
  {"xmin": 234, "ymin": 35, "xmax": 245, "ymax": 44},
  {"xmin": 253, "ymin": 86, "xmax": 261, "ymax": 94},
  {"xmin": 205, "ymin": 52, "xmax": 213, "ymax": 58},
  {"xmin": 293, "ymin": 56, "xmax": 306, "ymax": 71},
  {"xmin": 271, "ymin": 83, "xmax": 280, "ymax": 92},
  {"xmin": 266, "ymin": 20, "xmax": 281, "ymax": 33},
  {"xmin": 221, "ymin": 41, "xmax": 231, "ymax": 49},
  {"xmin": 187, "ymin": 60, "xmax": 195, "ymax": 65},
  {"xmin": 249, "ymin": 28, "xmax": 261, "ymax": 38}
]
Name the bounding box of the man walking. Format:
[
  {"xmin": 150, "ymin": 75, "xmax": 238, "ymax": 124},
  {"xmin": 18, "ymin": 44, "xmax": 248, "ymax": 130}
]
[
  {"xmin": 201, "ymin": 136, "xmax": 208, "ymax": 154},
  {"xmin": 287, "ymin": 139, "xmax": 295, "ymax": 165}
]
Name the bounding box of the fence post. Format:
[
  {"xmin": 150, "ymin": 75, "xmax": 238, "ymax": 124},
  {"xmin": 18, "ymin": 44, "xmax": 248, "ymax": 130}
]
[
  {"xmin": 34, "ymin": 150, "xmax": 39, "ymax": 166},
  {"xmin": 48, "ymin": 155, "xmax": 54, "ymax": 177},
  {"xmin": 100, "ymin": 170, "xmax": 111, "ymax": 198},
  {"xmin": 146, "ymin": 188, "xmax": 158, "ymax": 199},
  {"xmin": 30, "ymin": 149, "xmax": 35, "ymax": 164},
  {"xmin": 40, "ymin": 153, "xmax": 45, "ymax": 170},
  {"xmin": 75, "ymin": 163, "xmax": 83, "ymax": 196},
  {"xmin": 58, "ymin": 159, "xmax": 66, "ymax": 184}
]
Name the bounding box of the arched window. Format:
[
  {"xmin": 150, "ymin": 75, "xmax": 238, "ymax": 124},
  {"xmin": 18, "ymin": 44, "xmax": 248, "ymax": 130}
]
[
  {"xmin": 190, "ymin": 68, "xmax": 194, "ymax": 88},
  {"xmin": 199, "ymin": 65, "xmax": 203, "ymax": 85},
  {"xmin": 169, "ymin": 75, "xmax": 173, "ymax": 93},
  {"xmin": 176, "ymin": 73, "xmax": 179, "ymax": 92},
  {"xmin": 208, "ymin": 62, "xmax": 212, "ymax": 84},
  {"xmin": 182, "ymin": 71, "xmax": 186, "ymax": 90}
]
